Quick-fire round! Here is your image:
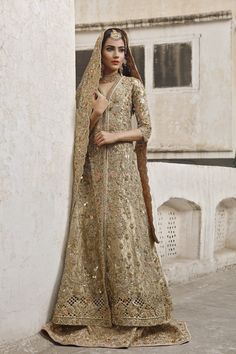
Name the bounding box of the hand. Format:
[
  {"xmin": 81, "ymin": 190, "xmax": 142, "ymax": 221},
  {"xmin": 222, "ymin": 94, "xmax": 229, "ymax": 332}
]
[
  {"xmin": 94, "ymin": 131, "xmax": 118, "ymax": 146},
  {"xmin": 92, "ymin": 90, "xmax": 109, "ymax": 117}
]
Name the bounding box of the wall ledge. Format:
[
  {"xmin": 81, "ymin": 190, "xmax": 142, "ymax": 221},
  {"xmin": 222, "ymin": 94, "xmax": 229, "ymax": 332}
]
[{"xmin": 75, "ymin": 10, "xmax": 232, "ymax": 32}]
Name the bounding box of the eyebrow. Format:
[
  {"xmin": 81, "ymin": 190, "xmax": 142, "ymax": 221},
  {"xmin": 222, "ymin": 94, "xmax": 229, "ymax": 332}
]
[{"xmin": 105, "ymin": 45, "xmax": 125, "ymax": 48}]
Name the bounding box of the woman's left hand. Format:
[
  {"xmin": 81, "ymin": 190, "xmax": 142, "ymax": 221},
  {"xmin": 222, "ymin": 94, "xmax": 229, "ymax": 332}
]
[{"xmin": 94, "ymin": 131, "xmax": 118, "ymax": 146}]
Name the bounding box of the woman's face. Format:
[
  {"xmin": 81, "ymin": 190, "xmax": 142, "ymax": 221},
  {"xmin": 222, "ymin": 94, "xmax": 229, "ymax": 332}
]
[{"xmin": 101, "ymin": 37, "xmax": 125, "ymax": 74}]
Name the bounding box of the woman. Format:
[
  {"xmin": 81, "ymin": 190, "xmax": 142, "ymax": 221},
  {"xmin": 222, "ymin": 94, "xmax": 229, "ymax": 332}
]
[{"xmin": 41, "ymin": 28, "xmax": 191, "ymax": 348}]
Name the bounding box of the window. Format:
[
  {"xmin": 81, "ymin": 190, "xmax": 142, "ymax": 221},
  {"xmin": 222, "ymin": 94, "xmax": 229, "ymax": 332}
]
[
  {"xmin": 130, "ymin": 45, "xmax": 145, "ymax": 84},
  {"xmin": 153, "ymin": 42, "xmax": 192, "ymax": 88},
  {"xmin": 75, "ymin": 49, "xmax": 92, "ymax": 88}
]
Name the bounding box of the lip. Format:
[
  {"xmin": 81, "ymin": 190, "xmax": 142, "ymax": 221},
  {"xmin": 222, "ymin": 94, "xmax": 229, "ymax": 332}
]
[{"xmin": 111, "ymin": 61, "xmax": 120, "ymax": 64}]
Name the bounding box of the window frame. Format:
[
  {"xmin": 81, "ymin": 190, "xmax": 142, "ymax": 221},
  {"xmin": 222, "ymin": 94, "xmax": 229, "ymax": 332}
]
[{"xmin": 151, "ymin": 33, "xmax": 200, "ymax": 93}]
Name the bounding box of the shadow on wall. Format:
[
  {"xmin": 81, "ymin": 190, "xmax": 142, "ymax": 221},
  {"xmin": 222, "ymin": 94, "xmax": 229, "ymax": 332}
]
[{"xmin": 214, "ymin": 198, "xmax": 236, "ymax": 253}]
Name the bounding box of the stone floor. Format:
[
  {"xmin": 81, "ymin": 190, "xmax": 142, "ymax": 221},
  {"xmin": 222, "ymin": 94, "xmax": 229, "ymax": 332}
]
[{"xmin": 1, "ymin": 265, "xmax": 236, "ymax": 354}]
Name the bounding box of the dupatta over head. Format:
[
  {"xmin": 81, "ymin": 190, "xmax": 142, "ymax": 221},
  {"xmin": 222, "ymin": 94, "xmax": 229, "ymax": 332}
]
[{"xmin": 72, "ymin": 28, "xmax": 159, "ymax": 244}]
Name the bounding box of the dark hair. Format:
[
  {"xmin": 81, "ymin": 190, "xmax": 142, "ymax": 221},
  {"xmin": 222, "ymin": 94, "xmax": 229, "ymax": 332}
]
[{"xmin": 101, "ymin": 28, "xmax": 132, "ymax": 76}]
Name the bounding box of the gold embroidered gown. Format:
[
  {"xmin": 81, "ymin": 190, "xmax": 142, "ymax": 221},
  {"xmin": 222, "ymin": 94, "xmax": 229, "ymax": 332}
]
[{"xmin": 41, "ymin": 29, "xmax": 191, "ymax": 348}]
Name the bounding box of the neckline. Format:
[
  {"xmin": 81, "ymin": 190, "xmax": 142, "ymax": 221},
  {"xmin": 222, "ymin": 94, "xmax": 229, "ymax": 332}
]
[
  {"xmin": 98, "ymin": 74, "xmax": 123, "ymax": 100},
  {"xmin": 100, "ymin": 71, "xmax": 121, "ymax": 83}
]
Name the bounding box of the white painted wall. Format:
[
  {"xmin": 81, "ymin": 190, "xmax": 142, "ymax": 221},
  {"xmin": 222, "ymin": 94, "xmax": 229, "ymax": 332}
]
[
  {"xmin": 75, "ymin": 0, "xmax": 236, "ymax": 23},
  {"xmin": 126, "ymin": 21, "xmax": 233, "ymax": 158},
  {"xmin": 148, "ymin": 163, "xmax": 236, "ymax": 284},
  {"xmin": 145, "ymin": 22, "xmax": 232, "ymax": 155},
  {"xmin": 0, "ymin": 0, "xmax": 75, "ymax": 345}
]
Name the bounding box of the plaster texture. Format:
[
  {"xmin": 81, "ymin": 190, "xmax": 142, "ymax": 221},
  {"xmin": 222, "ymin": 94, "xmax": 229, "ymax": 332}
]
[
  {"xmin": 75, "ymin": 0, "xmax": 236, "ymax": 24},
  {"xmin": 0, "ymin": 0, "xmax": 75, "ymax": 345}
]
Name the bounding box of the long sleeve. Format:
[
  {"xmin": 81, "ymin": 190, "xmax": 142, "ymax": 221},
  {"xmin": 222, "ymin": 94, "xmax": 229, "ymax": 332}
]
[{"xmin": 132, "ymin": 78, "xmax": 152, "ymax": 142}]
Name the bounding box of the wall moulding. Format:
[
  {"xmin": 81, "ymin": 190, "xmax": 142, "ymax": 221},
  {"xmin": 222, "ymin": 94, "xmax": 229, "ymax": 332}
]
[{"xmin": 75, "ymin": 11, "xmax": 232, "ymax": 32}]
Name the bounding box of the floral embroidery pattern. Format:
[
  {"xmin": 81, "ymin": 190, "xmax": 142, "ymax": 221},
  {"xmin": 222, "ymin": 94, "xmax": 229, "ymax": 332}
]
[{"xmin": 42, "ymin": 29, "xmax": 191, "ymax": 348}]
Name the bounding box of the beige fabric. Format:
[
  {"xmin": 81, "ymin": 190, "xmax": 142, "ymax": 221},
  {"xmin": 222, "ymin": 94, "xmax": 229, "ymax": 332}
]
[
  {"xmin": 41, "ymin": 28, "xmax": 191, "ymax": 347},
  {"xmin": 42, "ymin": 320, "xmax": 190, "ymax": 348},
  {"xmin": 72, "ymin": 29, "xmax": 158, "ymax": 244}
]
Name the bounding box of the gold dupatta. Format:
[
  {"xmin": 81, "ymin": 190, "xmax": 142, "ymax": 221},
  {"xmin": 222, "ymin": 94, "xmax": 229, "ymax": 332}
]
[{"xmin": 72, "ymin": 29, "xmax": 159, "ymax": 244}]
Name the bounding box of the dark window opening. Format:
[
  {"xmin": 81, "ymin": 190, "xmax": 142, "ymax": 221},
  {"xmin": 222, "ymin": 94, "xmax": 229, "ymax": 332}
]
[
  {"xmin": 153, "ymin": 42, "xmax": 192, "ymax": 88},
  {"xmin": 75, "ymin": 49, "xmax": 92, "ymax": 89},
  {"xmin": 130, "ymin": 45, "xmax": 145, "ymax": 84}
]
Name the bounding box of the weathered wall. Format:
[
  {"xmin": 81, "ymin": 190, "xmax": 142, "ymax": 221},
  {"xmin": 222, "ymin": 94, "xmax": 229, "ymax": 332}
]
[
  {"xmin": 0, "ymin": 0, "xmax": 75, "ymax": 345},
  {"xmin": 148, "ymin": 163, "xmax": 236, "ymax": 284},
  {"xmin": 75, "ymin": 0, "xmax": 236, "ymax": 23}
]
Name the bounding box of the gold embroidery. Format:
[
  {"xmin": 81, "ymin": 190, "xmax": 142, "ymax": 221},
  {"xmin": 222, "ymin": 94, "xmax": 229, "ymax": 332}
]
[
  {"xmin": 110, "ymin": 28, "xmax": 122, "ymax": 40},
  {"xmin": 41, "ymin": 28, "xmax": 191, "ymax": 347}
]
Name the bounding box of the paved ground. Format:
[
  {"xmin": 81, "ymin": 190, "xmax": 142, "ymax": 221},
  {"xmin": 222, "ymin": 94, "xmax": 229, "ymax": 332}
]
[{"xmin": 1, "ymin": 265, "xmax": 236, "ymax": 354}]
